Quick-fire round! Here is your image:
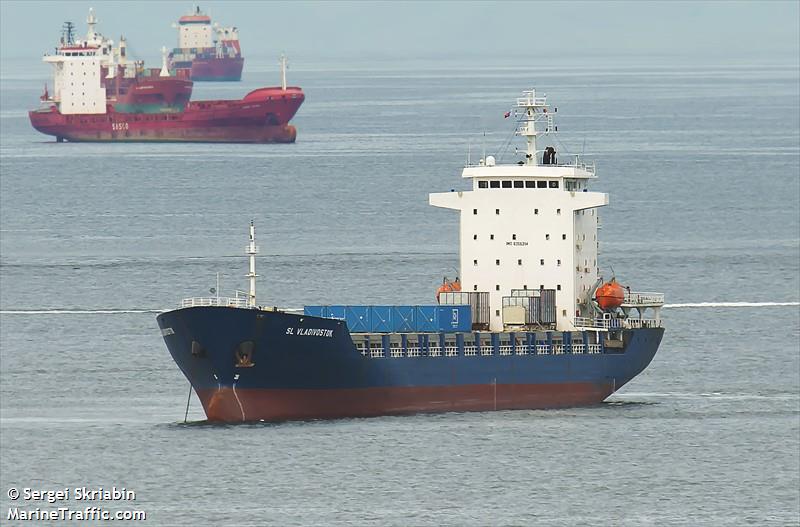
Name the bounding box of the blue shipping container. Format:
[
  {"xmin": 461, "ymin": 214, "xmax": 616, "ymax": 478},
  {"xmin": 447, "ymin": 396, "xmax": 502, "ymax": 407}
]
[
  {"xmin": 369, "ymin": 306, "xmax": 392, "ymax": 332},
  {"xmin": 303, "ymin": 306, "xmax": 327, "ymax": 318},
  {"xmin": 415, "ymin": 305, "xmax": 439, "ymax": 332},
  {"xmin": 345, "ymin": 305, "xmax": 370, "ymax": 332},
  {"xmin": 305, "ymin": 305, "xmax": 470, "ymax": 333},
  {"xmin": 391, "ymin": 305, "xmax": 416, "ymax": 332},
  {"xmin": 436, "ymin": 305, "xmax": 472, "ymax": 332},
  {"xmin": 326, "ymin": 305, "xmax": 347, "ymax": 322}
]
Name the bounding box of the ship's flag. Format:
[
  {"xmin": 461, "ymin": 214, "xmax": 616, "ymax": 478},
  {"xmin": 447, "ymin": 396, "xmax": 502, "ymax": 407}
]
[{"xmin": 504, "ymin": 111, "xmax": 511, "ymax": 118}]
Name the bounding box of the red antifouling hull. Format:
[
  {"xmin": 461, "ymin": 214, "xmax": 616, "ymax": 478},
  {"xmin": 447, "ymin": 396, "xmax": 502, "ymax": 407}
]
[
  {"xmin": 190, "ymin": 57, "xmax": 244, "ymax": 81},
  {"xmin": 198, "ymin": 382, "xmax": 615, "ymax": 422}
]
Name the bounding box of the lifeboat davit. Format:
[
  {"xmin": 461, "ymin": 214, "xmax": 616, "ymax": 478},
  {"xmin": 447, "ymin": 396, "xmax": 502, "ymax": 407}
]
[
  {"xmin": 595, "ymin": 278, "xmax": 626, "ymax": 311},
  {"xmin": 436, "ymin": 277, "xmax": 461, "ymax": 302}
]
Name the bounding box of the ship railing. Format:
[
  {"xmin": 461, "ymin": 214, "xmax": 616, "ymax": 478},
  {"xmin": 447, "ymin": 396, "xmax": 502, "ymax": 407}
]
[
  {"xmin": 407, "ymin": 345, "xmax": 421, "ymax": 357},
  {"xmin": 575, "ymin": 316, "xmax": 662, "ymax": 329},
  {"xmin": 444, "ymin": 346, "xmax": 459, "ymax": 357},
  {"xmin": 480, "ymin": 345, "xmax": 494, "ymax": 356},
  {"xmin": 464, "ymin": 345, "xmax": 478, "ymax": 357},
  {"xmin": 429, "ymin": 346, "xmax": 442, "ymax": 357},
  {"xmin": 572, "ymin": 343, "xmax": 586, "ymax": 354},
  {"xmin": 553, "ymin": 344, "xmax": 565, "ymax": 354},
  {"xmin": 370, "ymin": 343, "xmax": 385, "ymax": 358},
  {"xmin": 587, "ymin": 344, "xmax": 602, "ymax": 354},
  {"xmin": 499, "ymin": 345, "xmax": 513, "ymax": 356},
  {"xmin": 575, "ymin": 317, "xmax": 608, "ymax": 328},
  {"xmin": 515, "ymin": 344, "xmax": 529, "ymax": 355},
  {"xmin": 390, "ymin": 346, "xmax": 404, "ymax": 358},
  {"xmin": 180, "ymin": 296, "xmax": 250, "ymax": 309},
  {"xmin": 623, "ymin": 291, "xmax": 665, "ymax": 305},
  {"xmin": 535, "ymin": 344, "xmax": 549, "ymax": 355},
  {"xmin": 624, "ymin": 318, "xmax": 662, "ymax": 329},
  {"xmin": 516, "ymin": 95, "xmax": 549, "ymax": 107}
]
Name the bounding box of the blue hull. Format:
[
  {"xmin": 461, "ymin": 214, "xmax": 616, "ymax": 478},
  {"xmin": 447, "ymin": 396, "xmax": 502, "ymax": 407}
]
[{"xmin": 157, "ymin": 307, "xmax": 663, "ymax": 421}]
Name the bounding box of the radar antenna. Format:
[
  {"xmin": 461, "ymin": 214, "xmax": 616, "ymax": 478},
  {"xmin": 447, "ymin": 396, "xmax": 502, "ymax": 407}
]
[{"xmin": 61, "ymin": 21, "xmax": 75, "ymax": 45}]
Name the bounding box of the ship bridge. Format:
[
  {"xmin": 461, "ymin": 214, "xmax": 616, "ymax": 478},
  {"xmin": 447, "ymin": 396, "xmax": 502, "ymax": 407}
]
[{"xmin": 430, "ymin": 89, "xmax": 606, "ymax": 332}]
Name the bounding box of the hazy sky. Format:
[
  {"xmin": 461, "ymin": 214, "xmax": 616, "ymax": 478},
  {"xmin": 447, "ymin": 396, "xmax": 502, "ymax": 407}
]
[{"xmin": 1, "ymin": 1, "xmax": 798, "ymax": 65}]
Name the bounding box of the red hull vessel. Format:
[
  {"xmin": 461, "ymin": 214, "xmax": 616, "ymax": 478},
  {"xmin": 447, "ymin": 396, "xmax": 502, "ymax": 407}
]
[
  {"xmin": 168, "ymin": 7, "xmax": 245, "ymax": 82},
  {"xmin": 171, "ymin": 55, "xmax": 244, "ymax": 82},
  {"xmin": 31, "ymin": 10, "xmax": 304, "ymax": 144},
  {"xmin": 30, "ymin": 86, "xmax": 304, "ymax": 143},
  {"xmin": 189, "ymin": 56, "xmax": 244, "ymax": 82}
]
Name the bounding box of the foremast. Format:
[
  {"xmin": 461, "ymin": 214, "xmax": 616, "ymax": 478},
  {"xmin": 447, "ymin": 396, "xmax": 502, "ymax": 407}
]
[{"xmin": 246, "ymin": 221, "xmax": 259, "ymax": 307}]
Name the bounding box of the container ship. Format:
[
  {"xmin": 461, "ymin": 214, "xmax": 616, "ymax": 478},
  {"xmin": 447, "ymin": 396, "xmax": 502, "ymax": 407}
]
[
  {"xmin": 168, "ymin": 6, "xmax": 244, "ymax": 81},
  {"xmin": 157, "ymin": 90, "xmax": 665, "ymax": 422},
  {"xmin": 29, "ymin": 9, "xmax": 303, "ymax": 143}
]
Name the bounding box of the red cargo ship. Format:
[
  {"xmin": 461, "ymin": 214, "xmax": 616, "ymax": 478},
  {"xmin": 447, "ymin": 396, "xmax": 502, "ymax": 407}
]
[
  {"xmin": 168, "ymin": 7, "xmax": 244, "ymax": 81},
  {"xmin": 29, "ymin": 9, "xmax": 303, "ymax": 143}
]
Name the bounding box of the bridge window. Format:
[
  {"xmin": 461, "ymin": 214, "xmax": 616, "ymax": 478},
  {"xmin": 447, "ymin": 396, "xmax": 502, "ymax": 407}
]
[
  {"xmin": 496, "ymin": 259, "xmax": 500, "ymax": 266},
  {"xmin": 518, "ymin": 259, "xmax": 522, "ymax": 265},
  {"xmin": 473, "ymin": 259, "xmax": 478, "ymax": 266},
  {"xmin": 557, "ymin": 259, "xmax": 561, "ymax": 266},
  {"xmin": 534, "ymin": 209, "xmax": 539, "ymax": 215},
  {"xmin": 557, "ymin": 209, "xmax": 561, "ymax": 215},
  {"xmin": 478, "ymin": 181, "xmax": 488, "ymax": 188},
  {"xmin": 490, "ymin": 181, "xmax": 500, "ymax": 188},
  {"xmin": 512, "ymin": 234, "xmax": 516, "ymax": 240},
  {"xmin": 473, "ymin": 209, "xmax": 478, "ymax": 215},
  {"xmin": 495, "ymin": 209, "xmax": 500, "ymax": 215},
  {"xmin": 549, "ymin": 181, "xmax": 560, "ymax": 188},
  {"xmin": 514, "ymin": 181, "xmax": 524, "ymax": 188},
  {"xmin": 545, "ymin": 234, "xmax": 550, "ymax": 240},
  {"xmin": 490, "ymin": 234, "xmax": 494, "ymax": 240},
  {"xmin": 540, "ymin": 259, "xmax": 544, "ymax": 265},
  {"xmin": 557, "ymin": 285, "xmax": 562, "ymax": 290},
  {"xmin": 525, "ymin": 181, "xmax": 535, "ymax": 188},
  {"xmin": 473, "ymin": 234, "xmax": 477, "ymax": 240},
  {"xmin": 496, "ymin": 285, "xmax": 500, "ymax": 291},
  {"xmin": 537, "ymin": 181, "xmax": 547, "ymax": 188},
  {"xmin": 562, "ymin": 234, "xmax": 567, "ymax": 240},
  {"xmin": 502, "ymin": 181, "xmax": 512, "ymax": 188}
]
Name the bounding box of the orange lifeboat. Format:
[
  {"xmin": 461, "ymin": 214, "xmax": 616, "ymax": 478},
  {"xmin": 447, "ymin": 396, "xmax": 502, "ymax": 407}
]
[
  {"xmin": 435, "ymin": 277, "xmax": 461, "ymax": 302},
  {"xmin": 595, "ymin": 278, "xmax": 626, "ymax": 311}
]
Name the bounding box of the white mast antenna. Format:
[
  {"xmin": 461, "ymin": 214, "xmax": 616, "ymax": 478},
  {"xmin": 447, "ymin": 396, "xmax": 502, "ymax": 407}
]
[
  {"xmin": 279, "ymin": 54, "xmax": 288, "ymax": 90},
  {"xmin": 515, "ymin": 89, "xmax": 554, "ymax": 166},
  {"xmin": 86, "ymin": 8, "xmax": 98, "ymax": 40},
  {"xmin": 245, "ymin": 221, "xmax": 259, "ymax": 307},
  {"xmin": 159, "ymin": 46, "xmax": 170, "ymax": 77}
]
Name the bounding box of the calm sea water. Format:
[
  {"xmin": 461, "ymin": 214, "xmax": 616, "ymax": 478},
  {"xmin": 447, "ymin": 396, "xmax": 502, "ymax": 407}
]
[{"xmin": 1, "ymin": 56, "xmax": 798, "ymax": 526}]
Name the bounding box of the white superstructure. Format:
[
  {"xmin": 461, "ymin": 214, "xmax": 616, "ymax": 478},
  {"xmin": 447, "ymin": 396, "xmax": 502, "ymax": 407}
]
[
  {"xmin": 430, "ymin": 89, "xmax": 605, "ymax": 332},
  {"xmin": 41, "ymin": 9, "xmax": 138, "ymax": 114},
  {"xmin": 176, "ymin": 7, "xmax": 214, "ymax": 49},
  {"xmin": 42, "ymin": 10, "xmax": 111, "ymax": 114}
]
